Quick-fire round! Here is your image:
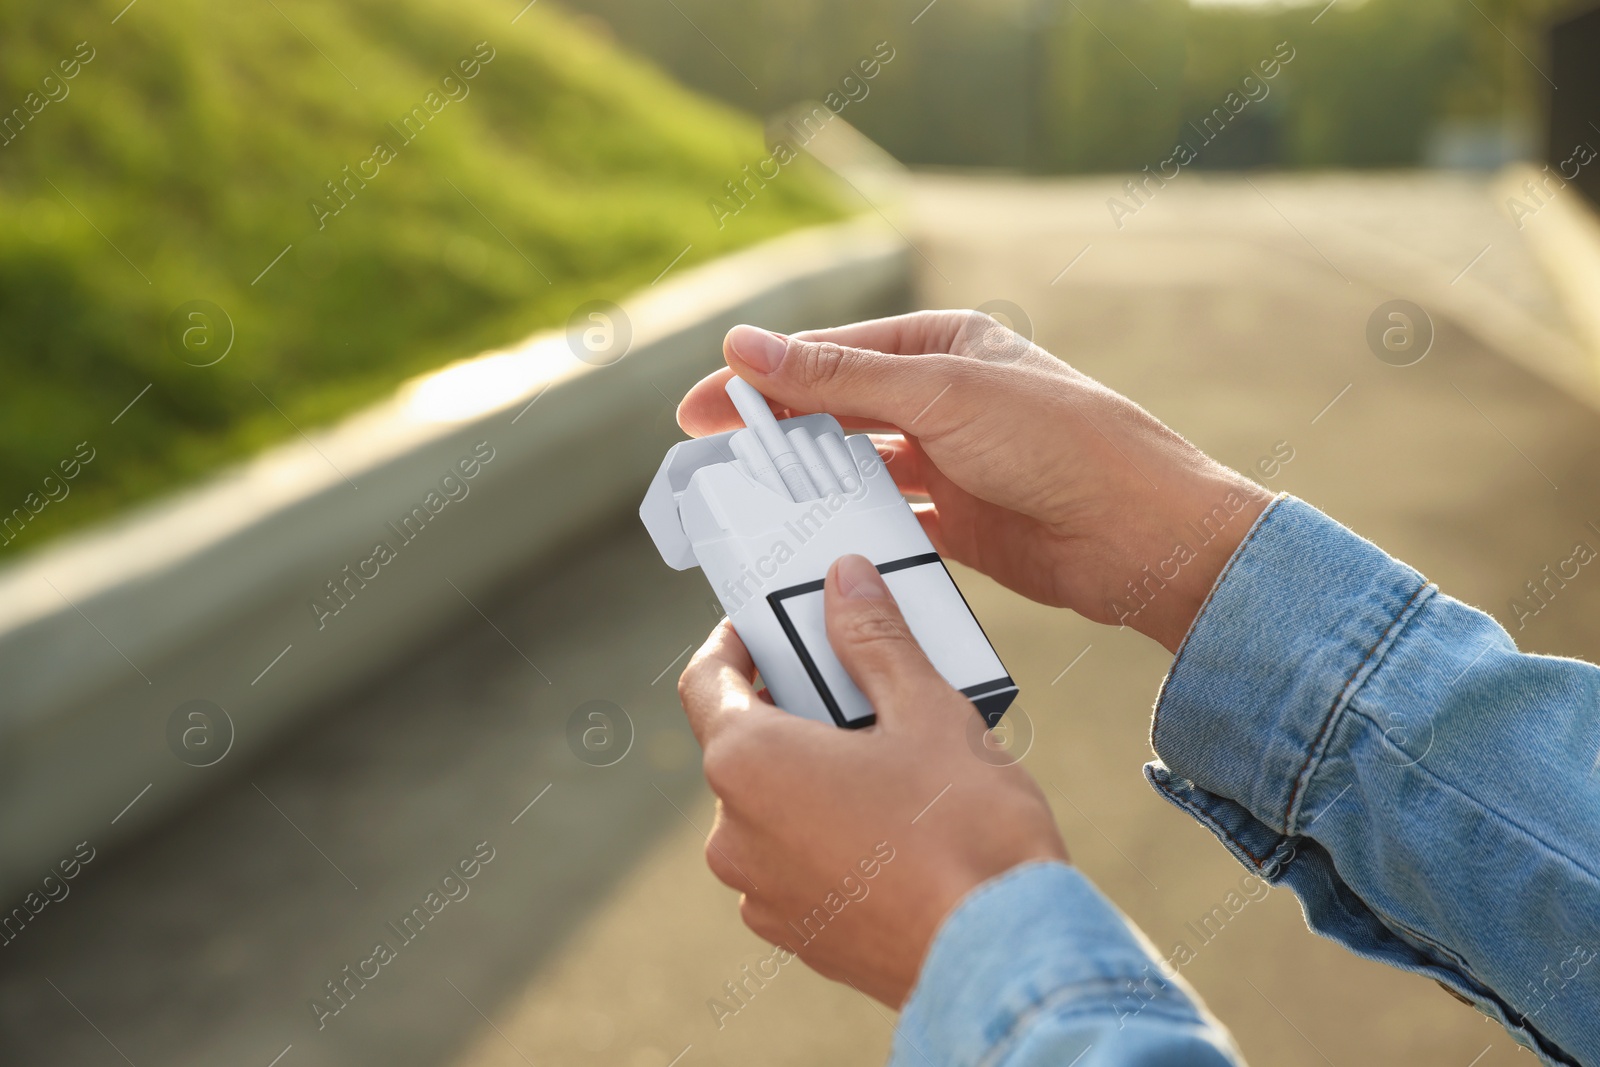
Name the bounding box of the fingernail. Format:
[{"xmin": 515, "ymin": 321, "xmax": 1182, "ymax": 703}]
[
  {"xmin": 728, "ymin": 324, "xmax": 787, "ymax": 373},
  {"xmin": 836, "ymin": 554, "xmax": 889, "ymax": 600}
]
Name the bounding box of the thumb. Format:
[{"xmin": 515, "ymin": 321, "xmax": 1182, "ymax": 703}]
[
  {"xmin": 824, "ymin": 554, "xmax": 954, "ymax": 725},
  {"xmin": 724, "ymin": 324, "xmax": 973, "ymax": 436}
]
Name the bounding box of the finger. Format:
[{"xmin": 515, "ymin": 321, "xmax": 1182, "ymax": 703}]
[
  {"xmin": 909, "ymin": 502, "xmax": 947, "ymax": 555},
  {"xmin": 824, "ymin": 554, "xmax": 953, "ymax": 725},
  {"xmin": 738, "ymin": 894, "xmax": 795, "ymax": 951},
  {"xmin": 869, "ymin": 434, "xmax": 929, "ymax": 497},
  {"xmin": 677, "ymin": 367, "xmax": 903, "ymax": 439},
  {"xmin": 833, "ymin": 414, "xmax": 910, "ymax": 433},
  {"xmin": 677, "ymin": 620, "xmax": 763, "ymax": 747},
  {"xmin": 704, "ymin": 810, "xmax": 760, "ymax": 893},
  {"xmin": 676, "ymin": 366, "xmax": 745, "ymax": 437},
  {"xmin": 721, "ymin": 324, "xmax": 977, "ymax": 440},
  {"xmin": 789, "ymin": 310, "xmax": 978, "ymax": 356}
]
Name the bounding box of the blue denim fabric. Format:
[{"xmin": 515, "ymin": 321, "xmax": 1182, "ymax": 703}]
[
  {"xmin": 894, "ymin": 495, "xmax": 1600, "ymax": 1066},
  {"xmin": 891, "ymin": 861, "xmax": 1241, "ymax": 1067}
]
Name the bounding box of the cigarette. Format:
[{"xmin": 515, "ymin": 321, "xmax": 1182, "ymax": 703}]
[
  {"xmin": 815, "ymin": 432, "xmax": 861, "ymax": 494},
  {"xmin": 730, "ymin": 429, "xmax": 788, "ymax": 496},
  {"xmin": 725, "ymin": 378, "xmax": 817, "ymax": 501},
  {"xmin": 787, "ymin": 427, "xmax": 841, "ymax": 496}
]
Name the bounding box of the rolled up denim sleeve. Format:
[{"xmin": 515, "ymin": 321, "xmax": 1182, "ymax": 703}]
[
  {"xmin": 1146, "ymin": 494, "xmax": 1600, "ymax": 1066},
  {"xmin": 891, "ymin": 862, "xmax": 1243, "ymax": 1067}
]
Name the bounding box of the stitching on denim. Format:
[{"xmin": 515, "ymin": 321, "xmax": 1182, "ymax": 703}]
[
  {"xmin": 1282, "ymin": 579, "xmax": 1432, "ymax": 833},
  {"xmin": 1360, "ymin": 910, "xmax": 1577, "ymax": 1065},
  {"xmin": 1150, "ymin": 492, "xmax": 1287, "ymax": 745},
  {"xmin": 1146, "ymin": 770, "xmax": 1291, "ymax": 871},
  {"xmin": 1153, "ymin": 778, "xmax": 1573, "ymax": 1062},
  {"xmin": 1380, "ymin": 907, "xmax": 1477, "ymax": 976}
]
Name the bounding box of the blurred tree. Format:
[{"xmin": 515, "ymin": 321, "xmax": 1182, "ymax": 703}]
[
  {"xmin": 1036, "ymin": 0, "xmax": 1188, "ymax": 173},
  {"xmin": 559, "ymin": 0, "xmax": 1592, "ymax": 172}
]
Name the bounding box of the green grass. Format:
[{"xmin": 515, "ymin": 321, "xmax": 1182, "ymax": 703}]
[{"xmin": 0, "ymin": 0, "xmax": 844, "ymax": 552}]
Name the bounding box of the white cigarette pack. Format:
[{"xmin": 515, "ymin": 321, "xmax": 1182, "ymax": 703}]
[{"xmin": 640, "ymin": 385, "xmax": 1016, "ymax": 728}]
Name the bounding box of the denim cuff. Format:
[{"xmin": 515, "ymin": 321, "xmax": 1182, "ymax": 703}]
[
  {"xmin": 892, "ymin": 862, "xmax": 1208, "ymax": 1067},
  {"xmin": 1147, "ymin": 495, "xmax": 1434, "ymax": 845}
]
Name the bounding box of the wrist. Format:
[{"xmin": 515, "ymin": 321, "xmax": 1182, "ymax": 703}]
[{"xmin": 1115, "ymin": 474, "xmax": 1272, "ymax": 653}]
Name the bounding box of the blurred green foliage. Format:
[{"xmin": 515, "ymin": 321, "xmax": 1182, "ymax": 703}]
[
  {"xmin": 561, "ymin": 0, "xmax": 1583, "ymax": 171},
  {"xmin": 0, "ymin": 0, "xmax": 843, "ymax": 551}
]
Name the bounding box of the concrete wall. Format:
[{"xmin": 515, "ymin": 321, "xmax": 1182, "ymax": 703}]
[{"xmin": 0, "ymin": 218, "xmax": 911, "ymax": 897}]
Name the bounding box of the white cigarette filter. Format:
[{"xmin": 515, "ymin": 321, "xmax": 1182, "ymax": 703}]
[
  {"xmin": 814, "ymin": 431, "xmax": 861, "ymax": 494},
  {"xmin": 640, "ymin": 396, "xmax": 1018, "ymax": 728},
  {"xmin": 729, "ymin": 429, "xmax": 787, "ymax": 496},
  {"xmin": 787, "ymin": 426, "xmax": 842, "ymax": 496}
]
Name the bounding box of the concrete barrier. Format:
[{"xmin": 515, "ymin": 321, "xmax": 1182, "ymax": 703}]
[{"xmin": 0, "ymin": 217, "xmax": 911, "ymax": 897}]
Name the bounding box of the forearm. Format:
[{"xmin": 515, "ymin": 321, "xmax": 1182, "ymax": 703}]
[
  {"xmin": 893, "ymin": 863, "xmax": 1243, "ymax": 1067},
  {"xmin": 1147, "ymin": 495, "xmax": 1600, "ymax": 1065}
]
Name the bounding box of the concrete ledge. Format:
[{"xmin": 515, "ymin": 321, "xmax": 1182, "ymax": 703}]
[{"xmin": 0, "ymin": 217, "xmax": 911, "ymax": 895}]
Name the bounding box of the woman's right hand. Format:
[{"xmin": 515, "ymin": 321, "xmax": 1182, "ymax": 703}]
[{"xmin": 676, "ymin": 310, "xmax": 1269, "ymax": 653}]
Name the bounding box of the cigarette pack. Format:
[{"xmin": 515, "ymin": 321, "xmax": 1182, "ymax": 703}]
[{"xmin": 640, "ymin": 384, "xmax": 1016, "ymax": 728}]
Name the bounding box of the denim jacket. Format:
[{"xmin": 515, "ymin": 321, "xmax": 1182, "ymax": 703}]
[{"xmin": 892, "ymin": 495, "xmax": 1600, "ymax": 1067}]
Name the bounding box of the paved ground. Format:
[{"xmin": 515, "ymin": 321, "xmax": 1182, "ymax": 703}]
[{"xmin": 4, "ymin": 172, "xmax": 1599, "ymax": 1067}]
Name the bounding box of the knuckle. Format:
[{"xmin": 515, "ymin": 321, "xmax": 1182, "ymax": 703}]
[
  {"xmin": 676, "ymin": 645, "xmax": 712, "ymax": 706},
  {"xmin": 739, "ymin": 896, "xmax": 785, "ymax": 944},
  {"xmin": 954, "ymin": 310, "xmax": 1029, "ymax": 366},
  {"xmin": 791, "ymin": 340, "xmax": 853, "ymax": 390},
  {"xmin": 700, "ymin": 738, "xmax": 737, "ymax": 795},
  {"xmin": 837, "ymin": 607, "xmax": 913, "ymax": 650},
  {"xmin": 951, "ymin": 309, "xmax": 998, "ymax": 349},
  {"xmin": 701, "ymin": 719, "xmax": 786, "ymax": 799},
  {"xmin": 704, "ymin": 836, "xmax": 740, "ymax": 887},
  {"xmin": 700, "ymin": 729, "xmax": 762, "ymax": 797}
]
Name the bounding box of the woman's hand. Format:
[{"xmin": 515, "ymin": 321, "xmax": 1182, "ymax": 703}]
[
  {"xmin": 677, "ymin": 310, "xmax": 1270, "ymax": 652},
  {"xmin": 677, "ymin": 554, "xmax": 1067, "ymax": 1007}
]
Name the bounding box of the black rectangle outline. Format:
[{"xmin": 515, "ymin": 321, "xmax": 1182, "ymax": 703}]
[{"xmin": 766, "ymin": 552, "xmax": 1014, "ymax": 729}]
